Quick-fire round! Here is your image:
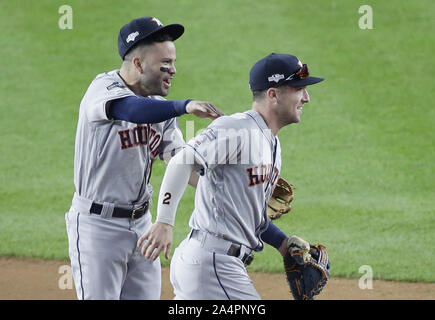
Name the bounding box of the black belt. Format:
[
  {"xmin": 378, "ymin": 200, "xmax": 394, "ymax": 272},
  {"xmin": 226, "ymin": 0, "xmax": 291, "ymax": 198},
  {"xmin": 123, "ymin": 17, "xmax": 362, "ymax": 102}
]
[
  {"xmin": 90, "ymin": 201, "xmax": 149, "ymax": 220},
  {"xmin": 227, "ymin": 244, "xmax": 254, "ymax": 266},
  {"xmin": 190, "ymin": 230, "xmax": 254, "ymax": 266}
]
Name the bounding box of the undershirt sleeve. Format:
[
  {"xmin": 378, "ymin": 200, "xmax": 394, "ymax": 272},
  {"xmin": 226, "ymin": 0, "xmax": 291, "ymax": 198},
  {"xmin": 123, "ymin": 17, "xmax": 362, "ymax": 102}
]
[{"xmin": 108, "ymin": 96, "xmax": 190, "ymax": 124}]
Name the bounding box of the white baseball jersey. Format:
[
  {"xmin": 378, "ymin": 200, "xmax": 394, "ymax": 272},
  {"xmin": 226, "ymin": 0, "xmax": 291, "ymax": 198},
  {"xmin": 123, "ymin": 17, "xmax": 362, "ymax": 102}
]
[
  {"xmin": 170, "ymin": 109, "xmax": 282, "ymax": 300},
  {"xmin": 74, "ymin": 69, "xmax": 185, "ymax": 206},
  {"xmin": 186, "ymin": 110, "xmax": 281, "ymax": 250},
  {"xmin": 66, "ymin": 69, "xmax": 185, "ymax": 299}
]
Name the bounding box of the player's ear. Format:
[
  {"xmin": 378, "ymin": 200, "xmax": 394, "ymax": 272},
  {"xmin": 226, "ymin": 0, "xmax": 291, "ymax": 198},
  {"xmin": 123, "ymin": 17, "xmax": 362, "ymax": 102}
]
[
  {"xmin": 133, "ymin": 57, "xmax": 144, "ymax": 74},
  {"xmin": 266, "ymin": 88, "xmax": 278, "ymax": 101}
]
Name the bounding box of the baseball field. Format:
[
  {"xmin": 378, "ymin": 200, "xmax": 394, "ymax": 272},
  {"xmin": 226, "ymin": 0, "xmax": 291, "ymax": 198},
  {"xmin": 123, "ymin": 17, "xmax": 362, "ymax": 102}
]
[{"xmin": 0, "ymin": 0, "xmax": 434, "ymax": 299}]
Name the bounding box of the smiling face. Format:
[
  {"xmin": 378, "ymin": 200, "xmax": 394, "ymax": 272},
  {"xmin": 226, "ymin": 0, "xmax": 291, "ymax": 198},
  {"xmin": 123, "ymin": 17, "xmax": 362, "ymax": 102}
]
[
  {"xmin": 137, "ymin": 41, "xmax": 177, "ymax": 97},
  {"xmin": 273, "ymin": 85, "xmax": 310, "ymax": 125}
]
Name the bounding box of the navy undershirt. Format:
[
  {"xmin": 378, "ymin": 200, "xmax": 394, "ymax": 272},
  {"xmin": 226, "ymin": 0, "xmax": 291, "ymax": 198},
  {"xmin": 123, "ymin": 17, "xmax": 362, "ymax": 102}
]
[
  {"xmin": 261, "ymin": 221, "xmax": 287, "ymax": 250},
  {"xmin": 109, "ymin": 96, "xmax": 191, "ymax": 123}
]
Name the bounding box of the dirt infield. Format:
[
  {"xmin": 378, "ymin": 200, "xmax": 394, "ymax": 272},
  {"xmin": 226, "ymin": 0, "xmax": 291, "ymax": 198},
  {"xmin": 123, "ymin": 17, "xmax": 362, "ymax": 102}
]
[{"xmin": 1, "ymin": 257, "xmax": 434, "ymax": 300}]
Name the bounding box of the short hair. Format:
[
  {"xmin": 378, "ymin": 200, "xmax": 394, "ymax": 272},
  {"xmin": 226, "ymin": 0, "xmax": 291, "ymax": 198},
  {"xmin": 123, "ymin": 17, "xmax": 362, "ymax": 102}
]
[
  {"xmin": 124, "ymin": 32, "xmax": 174, "ymax": 61},
  {"xmin": 252, "ymin": 89, "xmax": 267, "ymax": 101}
]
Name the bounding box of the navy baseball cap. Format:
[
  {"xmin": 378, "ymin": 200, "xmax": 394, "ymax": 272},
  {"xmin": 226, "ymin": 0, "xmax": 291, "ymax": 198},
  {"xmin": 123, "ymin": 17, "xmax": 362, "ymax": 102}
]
[
  {"xmin": 118, "ymin": 17, "xmax": 184, "ymax": 60},
  {"xmin": 249, "ymin": 53, "xmax": 324, "ymax": 91}
]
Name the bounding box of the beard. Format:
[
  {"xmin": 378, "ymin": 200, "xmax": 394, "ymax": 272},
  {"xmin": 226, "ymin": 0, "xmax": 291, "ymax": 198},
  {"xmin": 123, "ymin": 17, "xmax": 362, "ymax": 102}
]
[
  {"xmin": 139, "ymin": 65, "xmax": 169, "ymax": 97},
  {"xmin": 140, "ymin": 77, "xmax": 168, "ymax": 97}
]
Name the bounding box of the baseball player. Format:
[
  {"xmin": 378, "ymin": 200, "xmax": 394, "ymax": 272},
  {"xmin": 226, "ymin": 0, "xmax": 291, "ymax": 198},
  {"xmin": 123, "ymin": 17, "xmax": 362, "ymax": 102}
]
[
  {"xmin": 137, "ymin": 53, "xmax": 324, "ymax": 299},
  {"xmin": 65, "ymin": 17, "xmax": 223, "ymax": 300}
]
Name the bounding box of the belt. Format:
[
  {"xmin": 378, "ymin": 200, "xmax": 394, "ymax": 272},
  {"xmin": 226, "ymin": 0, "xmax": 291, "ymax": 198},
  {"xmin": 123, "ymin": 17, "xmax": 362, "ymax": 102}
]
[
  {"xmin": 227, "ymin": 243, "xmax": 254, "ymax": 266},
  {"xmin": 90, "ymin": 201, "xmax": 149, "ymax": 220},
  {"xmin": 190, "ymin": 229, "xmax": 254, "ymax": 266}
]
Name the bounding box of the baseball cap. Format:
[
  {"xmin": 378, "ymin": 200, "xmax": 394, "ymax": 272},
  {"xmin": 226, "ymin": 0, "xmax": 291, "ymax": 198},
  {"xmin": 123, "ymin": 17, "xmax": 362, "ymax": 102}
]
[
  {"xmin": 249, "ymin": 53, "xmax": 324, "ymax": 91},
  {"xmin": 118, "ymin": 17, "xmax": 184, "ymax": 60}
]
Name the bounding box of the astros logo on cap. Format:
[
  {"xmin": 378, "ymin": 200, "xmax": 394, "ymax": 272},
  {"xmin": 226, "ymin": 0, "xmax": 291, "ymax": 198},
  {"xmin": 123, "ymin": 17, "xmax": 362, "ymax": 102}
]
[{"xmin": 151, "ymin": 17, "xmax": 163, "ymax": 26}]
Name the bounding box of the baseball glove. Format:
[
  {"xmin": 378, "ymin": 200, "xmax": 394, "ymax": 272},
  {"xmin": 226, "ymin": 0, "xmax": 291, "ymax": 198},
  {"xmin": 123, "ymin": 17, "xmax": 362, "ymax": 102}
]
[
  {"xmin": 267, "ymin": 177, "xmax": 295, "ymax": 220},
  {"xmin": 284, "ymin": 237, "xmax": 330, "ymax": 300}
]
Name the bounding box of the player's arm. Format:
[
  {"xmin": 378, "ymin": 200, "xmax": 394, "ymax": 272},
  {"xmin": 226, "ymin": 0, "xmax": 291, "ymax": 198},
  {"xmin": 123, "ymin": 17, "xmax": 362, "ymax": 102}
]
[
  {"xmin": 107, "ymin": 96, "xmax": 223, "ymax": 123},
  {"xmin": 261, "ymin": 221, "xmax": 289, "ymax": 257},
  {"xmin": 164, "ymin": 150, "xmax": 199, "ymax": 188},
  {"xmin": 137, "ymin": 146, "xmax": 202, "ymax": 260},
  {"xmin": 261, "ymin": 222, "xmax": 311, "ymax": 262}
]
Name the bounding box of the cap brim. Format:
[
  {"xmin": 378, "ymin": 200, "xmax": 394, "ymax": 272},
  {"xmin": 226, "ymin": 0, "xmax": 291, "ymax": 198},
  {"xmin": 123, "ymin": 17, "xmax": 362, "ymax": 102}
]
[
  {"xmin": 151, "ymin": 24, "xmax": 185, "ymax": 41},
  {"xmin": 286, "ymin": 76, "xmax": 324, "ymax": 87}
]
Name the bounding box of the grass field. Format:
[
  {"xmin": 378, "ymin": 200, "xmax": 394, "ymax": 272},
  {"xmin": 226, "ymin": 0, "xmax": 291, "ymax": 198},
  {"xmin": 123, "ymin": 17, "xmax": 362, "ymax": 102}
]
[{"xmin": 0, "ymin": 0, "xmax": 434, "ymax": 282}]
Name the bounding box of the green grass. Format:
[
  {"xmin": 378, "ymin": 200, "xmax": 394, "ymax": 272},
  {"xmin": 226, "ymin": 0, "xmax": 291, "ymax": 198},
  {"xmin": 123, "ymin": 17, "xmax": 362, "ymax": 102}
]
[{"xmin": 0, "ymin": 0, "xmax": 434, "ymax": 282}]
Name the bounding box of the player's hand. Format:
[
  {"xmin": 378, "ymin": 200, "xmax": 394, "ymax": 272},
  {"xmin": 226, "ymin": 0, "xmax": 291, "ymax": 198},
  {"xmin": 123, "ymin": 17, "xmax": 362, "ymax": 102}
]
[
  {"xmin": 284, "ymin": 235, "xmax": 311, "ymax": 264},
  {"xmin": 186, "ymin": 101, "xmax": 224, "ymax": 120},
  {"xmin": 137, "ymin": 222, "xmax": 173, "ymax": 261}
]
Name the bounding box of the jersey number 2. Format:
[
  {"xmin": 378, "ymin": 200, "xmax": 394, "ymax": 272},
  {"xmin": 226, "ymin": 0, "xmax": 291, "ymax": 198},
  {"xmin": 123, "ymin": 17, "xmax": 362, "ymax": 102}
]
[{"xmin": 162, "ymin": 192, "xmax": 171, "ymax": 205}]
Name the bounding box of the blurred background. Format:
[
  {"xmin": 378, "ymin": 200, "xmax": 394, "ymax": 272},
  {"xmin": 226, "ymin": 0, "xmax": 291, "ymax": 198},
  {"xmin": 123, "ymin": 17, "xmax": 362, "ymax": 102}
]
[{"xmin": 0, "ymin": 0, "xmax": 433, "ymax": 282}]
